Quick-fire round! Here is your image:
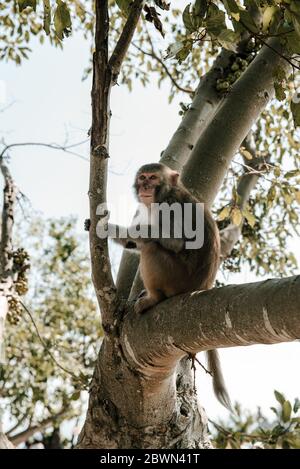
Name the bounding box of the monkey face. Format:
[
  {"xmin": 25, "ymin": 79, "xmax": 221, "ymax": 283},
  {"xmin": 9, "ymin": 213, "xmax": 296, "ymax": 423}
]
[
  {"xmin": 134, "ymin": 164, "xmax": 180, "ymax": 206},
  {"xmin": 137, "ymin": 172, "xmax": 161, "ymax": 206}
]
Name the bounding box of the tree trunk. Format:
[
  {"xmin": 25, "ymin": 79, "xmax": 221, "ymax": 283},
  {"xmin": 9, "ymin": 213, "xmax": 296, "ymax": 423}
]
[
  {"xmin": 78, "ymin": 3, "xmax": 296, "ymax": 449},
  {"xmin": 77, "ymin": 275, "xmax": 300, "ymax": 448}
]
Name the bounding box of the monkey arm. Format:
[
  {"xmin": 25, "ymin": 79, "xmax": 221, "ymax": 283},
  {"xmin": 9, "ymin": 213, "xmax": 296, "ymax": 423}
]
[
  {"xmin": 107, "ymin": 223, "xmax": 185, "ymax": 253},
  {"xmin": 157, "ymin": 238, "xmax": 185, "ymax": 253},
  {"xmin": 107, "ymin": 223, "xmax": 141, "ymax": 250}
]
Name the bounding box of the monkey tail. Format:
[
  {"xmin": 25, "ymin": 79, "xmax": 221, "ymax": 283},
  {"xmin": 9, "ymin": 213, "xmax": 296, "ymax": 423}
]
[{"xmin": 206, "ymin": 349, "xmax": 233, "ymax": 412}]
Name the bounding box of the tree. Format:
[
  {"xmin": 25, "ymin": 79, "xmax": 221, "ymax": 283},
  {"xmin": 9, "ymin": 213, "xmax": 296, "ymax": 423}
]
[
  {"xmin": 0, "ymin": 141, "xmax": 99, "ymax": 448},
  {"xmin": 1, "ymin": 0, "xmax": 300, "ymax": 449},
  {"xmin": 76, "ymin": 0, "xmax": 300, "ymax": 449}
]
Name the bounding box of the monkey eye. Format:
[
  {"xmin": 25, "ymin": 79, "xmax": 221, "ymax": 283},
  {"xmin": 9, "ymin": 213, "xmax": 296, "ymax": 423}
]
[
  {"xmin": 150, "ymin": 175, "xmax": 157, "ymax": 180},
  {"xmin": 139, "ymin": 175, "xmax": 146, "ymax": 180}
]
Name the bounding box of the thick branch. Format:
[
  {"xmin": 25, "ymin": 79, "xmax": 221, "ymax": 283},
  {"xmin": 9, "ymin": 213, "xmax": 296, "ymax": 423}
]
[
  {"xmin": 89, "ymin": 1, "xmax": 116, "ymax": 324},
  {"xmin": 122, "ymin": 276, "xmax": 300, "ymax": 375},
  {"xmin": 132, "ymin": 32, "xmax": 193, "ymax": 95},
  {"xmin": 109, "ymin": 0, "xmax": 145, "ymax": 83},
  {"xmin": 181, "ymin": 39, "xmax": 290, "ymax": 206},
  {"xmin": 160, "ymin": 51, "xmax": 231, "ymax": 171},
  {"xmin": 0, "ymin": 159, "xmax": 16, "ymax": 280}
]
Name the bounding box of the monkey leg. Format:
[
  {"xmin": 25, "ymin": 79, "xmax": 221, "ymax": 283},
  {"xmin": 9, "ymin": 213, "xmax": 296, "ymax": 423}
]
[
  {"xmin": 136, "ymin": 289, "xmax": 147, "ymax": 300},
  {"xmin": 134, "ymin": 290, "xmax": 165, "ymax": 314}
]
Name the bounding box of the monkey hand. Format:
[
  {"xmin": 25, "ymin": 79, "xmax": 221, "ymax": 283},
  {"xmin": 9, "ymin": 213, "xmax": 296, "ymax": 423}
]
[{"xmin": 84, "ymin": 219, "xmax": 91, "ymax": 231}]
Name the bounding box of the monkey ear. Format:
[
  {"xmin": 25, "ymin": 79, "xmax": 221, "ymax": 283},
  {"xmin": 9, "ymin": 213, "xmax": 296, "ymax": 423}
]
[{"xmin": 170, "ymin": 170, "xmax": 180, "ymax": 186}]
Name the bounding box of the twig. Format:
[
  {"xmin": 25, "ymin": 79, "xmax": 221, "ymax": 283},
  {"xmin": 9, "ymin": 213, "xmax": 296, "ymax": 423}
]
[
  {"xmin": 0, "ymin": 140, "xmax": 89, "ymax": 162},
  {"xmin": 109, "ymin": 0, "xmax": 145, "ymax": 82},
  {"xmin": 132, "ymin": 27, "xmax": 194, "ymax": 95},
  {"xmin": 10, "ymin": 410, "xmax": 67, "ymax": 446},
  {"xmin": 20, "ymin": 301, "xmax": 89, "ymax": 388}
]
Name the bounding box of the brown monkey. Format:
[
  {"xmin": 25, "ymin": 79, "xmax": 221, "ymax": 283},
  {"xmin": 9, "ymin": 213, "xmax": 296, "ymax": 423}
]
[{"xmin": 109, "ymin": 163, "xmax": 231, "ymax": 410}]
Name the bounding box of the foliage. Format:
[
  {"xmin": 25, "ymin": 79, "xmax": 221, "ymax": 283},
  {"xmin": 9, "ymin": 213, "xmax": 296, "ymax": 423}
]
[
  {"xmin": 212, "ymin": 391, "xmax": 300, "ymax": 449},
  {"xmin": 0, "ymin": 217, "xmax": 101, "ymax": 445},
  {"xmin": 216, "ymin": 95, "xmax": 300, "ymax": 278},
  {"xmin": 1, "ymin": 2, "xmax": 299, "ymax": 282}
]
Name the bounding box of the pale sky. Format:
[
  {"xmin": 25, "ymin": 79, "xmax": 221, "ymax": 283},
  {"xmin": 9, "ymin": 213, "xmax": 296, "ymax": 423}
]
[{"xmin": 1, "ymin": 28, "xmax": 299, "ymax": 425}]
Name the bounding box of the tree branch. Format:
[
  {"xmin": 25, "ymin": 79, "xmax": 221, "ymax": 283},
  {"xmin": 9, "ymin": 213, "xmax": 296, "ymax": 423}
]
[
  {"xmin": 109, "ymin": 0, "xmax": 145, "ymax": 84},
  {"xmin": 181, "ymin": 38, "xmax": 291, "ymax": 206},
  {"xmin": 0, "ymin": 140, "xmax": 89, "ymax": 162},
  {"xmin": 220, "ymin": 131, "xmax": 266, "ymax": 257},
  {"xmin": 132, "ymin": 33, "xmax": 193, "ymax": 95},
  {"xmin": 0, "ymin": 158, "xmax": 16, "ymax": 280},
  {"xmin": 89, "ymin": 1, "xmax": 116, "ymax": 325},
  {"xmin": 122, "ymin": 275, "xmax": 300, "ymax": 374},
  {"xmin": 10, "ymin": 410, "xmax": 66, "ymax": 446}
]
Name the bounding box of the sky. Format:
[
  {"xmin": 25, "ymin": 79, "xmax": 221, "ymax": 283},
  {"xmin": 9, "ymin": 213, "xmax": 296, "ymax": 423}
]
[{"xmin": 0, "ymin": 25, "xmax": 300, "ymax": 428}]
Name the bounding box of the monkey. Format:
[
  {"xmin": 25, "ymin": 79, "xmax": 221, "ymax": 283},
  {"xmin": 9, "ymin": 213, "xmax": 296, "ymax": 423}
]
[{"xmin": 107, "ymin": 162, "xmax": 232, "ymax": 411}]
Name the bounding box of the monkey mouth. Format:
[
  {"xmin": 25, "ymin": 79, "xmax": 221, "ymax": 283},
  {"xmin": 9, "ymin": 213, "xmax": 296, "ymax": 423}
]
[{"xmin": 139, "ymin": 190, "xmax": 154, "ymax": 198}]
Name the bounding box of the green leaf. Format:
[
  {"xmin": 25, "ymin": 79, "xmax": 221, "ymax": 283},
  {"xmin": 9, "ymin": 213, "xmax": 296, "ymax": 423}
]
[
  {"xmin": 223, "ymin": 0, "xmax": 240, "ymax": 15},
  {"xmin": 270, "ymin": 406, "xmax": 278, "ymax": 416},
  {"xmin": 239, "ymin": 9, "xmax": 259, "ymax": 33},
  {"xmin": 176, "ymin": 41, "xmax": 193, "ymax": 62},
  {"xmin": 273, "ymin": 66, "xmax": 287, "ymax": 83},
  {"xmin": 242, "ymin": 208, "xmax": 256, "ymax": 228},
  {"xmin": 284, "ymin": 169, "xmax": 300, "ymax": 178},
  {"xmin": 116, "ymin": 0, "xmax": 131, "ymax": 16},
  {"xmin": 274, "ymin": 81, "xmax": 286, "ymax": 101},
  {"xmin": 274, "ymin": 390, "xmax": 286, "ymax": 406},
  {"xmin": 194, "ymin": 0, "xmax": 207, "ymax": 18},
  {"xmin": 218, "ymin": 206, "xmax": 231, "ymax": 221},
  {"xmin": 54, "ymin": 0, "xmax": 72, "ymax": 40},
  {"xmin": 182, "ymin": 4, "xmax": 195, "ymax": 33},
  {"xmin": 291, "ymin": 14, "xmax": 300, "ymax": 38},
  {"xmin": 154, "ymin": 0, "xmax": 170, "ymax": 11},
  {"xmin": 240, "ymin": 148, "xmax": 253, "ymax": 160},
  {"xmin": 284, "ymin": 31, "xmax": 300, "ymax": 54},
  {"xmin": 43, "ymin": 0, "xmax": 51, "ymax": 36},
  {"xmin": 217, "ymin": 29, "xmax": 240, "ymax": 51},
  {"xmin": 206, "ymin": 4, "xmax": 226, "ymax": 37},
  {"xmin": 262, "ymin": 6, "xmax": 277, "ymax": 32},
  {"xmin": 165, "ymin": 41, "xmax": 185, "ymax": 59},
  {"xmin": 291, "ymin": 95, "xmax": 300, "ymax": 127},
  {"xmin": 18, "ymin": 0, "xmax": 37, "ymax": 11},
  {"xmin": 282, "ymin": 400, "xmax": 292, "ymax": 423},
  {"xmin": 71, "ymin": 390, "xmax": 81, "ymax": 401},
  {"xmin": 293, "ymin": 397, "xmax": 300, "ymax": 413},
  {"xmin": 231, "ymin": 207, "xmax": 243, "ymax": 226}
]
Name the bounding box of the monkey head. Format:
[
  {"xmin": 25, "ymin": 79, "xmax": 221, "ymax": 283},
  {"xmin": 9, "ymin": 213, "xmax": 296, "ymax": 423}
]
[{"xmin": 134, "ymin": 163, "xmax": 180, "ymax": 206}]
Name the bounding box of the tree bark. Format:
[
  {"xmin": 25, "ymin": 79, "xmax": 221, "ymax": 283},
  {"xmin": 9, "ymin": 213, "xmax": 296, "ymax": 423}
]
[
  {"xmin": 181, "ymin": 39, "xmax": 290, "ymax": 205},
  {"xmin": 78, "ymin": 275, "xmax": 299, "ymax": 448},
  {"xmin": 80, "ymin": 5, "xmax": 297, "ymax": 450}
]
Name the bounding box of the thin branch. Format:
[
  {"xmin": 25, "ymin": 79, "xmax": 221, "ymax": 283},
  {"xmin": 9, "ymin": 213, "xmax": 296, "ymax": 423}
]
[
  {"xmin": 109, "ymin": 0, "xmax": 145, "ymax": 82},
  {"xmin": 21, "ymin": 301, "xmax": 88, "ymax": 388},
  {"xmin": 132, "ymin": 35, "xmax": 193, "ymax": 95},
  {"xmin": 10, "ymin": 410, "xmax": 67, "ymax": 446},
  {"xmin": 6, "ymin": 414, "xmax": 28, "ymax": 437},
  {"xmin": 0, "ymin": 140, "xmax": 89, "ymax": 162}
]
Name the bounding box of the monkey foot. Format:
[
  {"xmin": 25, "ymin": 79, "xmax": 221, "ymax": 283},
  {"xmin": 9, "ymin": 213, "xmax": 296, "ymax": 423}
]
[{"xmin": 134, "ymin": 296, "xmax": 158, "ymax": 314}]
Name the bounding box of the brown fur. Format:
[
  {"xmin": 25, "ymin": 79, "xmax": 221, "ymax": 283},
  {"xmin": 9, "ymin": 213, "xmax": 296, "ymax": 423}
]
[
  {"xmin": 133, "ymin": 164, "xmax": 220, "ymax": 313},
  {"xmin": 112, "ymin": 163, "xmax": 232, "ymax": 411}
]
